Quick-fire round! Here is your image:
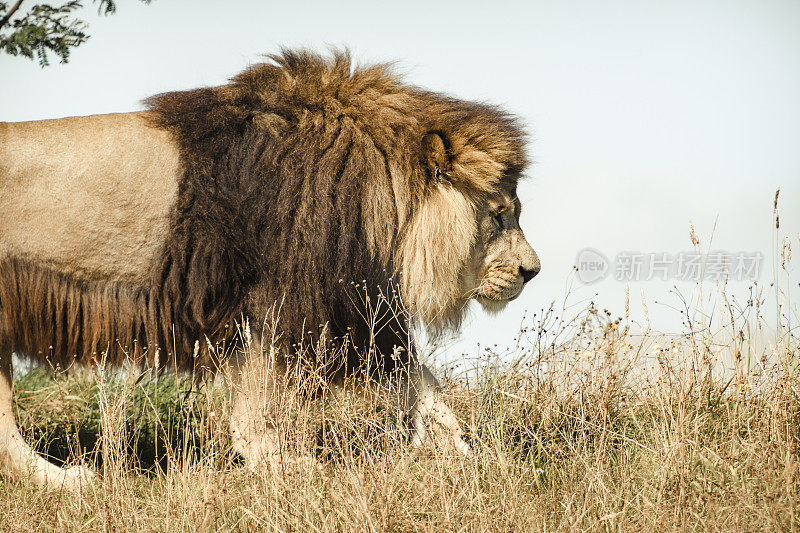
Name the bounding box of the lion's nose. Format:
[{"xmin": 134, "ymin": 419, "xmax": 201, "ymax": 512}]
[{"xmin": 519, "ymin": 264, "xmax": 540, "ymax": 283}]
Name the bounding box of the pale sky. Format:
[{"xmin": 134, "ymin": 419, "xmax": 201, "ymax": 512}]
[{"xmin": 2, "ymin": 0, "xmax": 799, "ymax": 365}]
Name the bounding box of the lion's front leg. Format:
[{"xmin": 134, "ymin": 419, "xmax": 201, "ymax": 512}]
[
  {"xmin": 398, "ymin": 362, "xmax": 472, "ymax": 457},
  {"xmin": 225, "ymin": 350, "xmax": 281, "ymax": 466},
  {"xmin": 224, "ymin": 348, "xmax": 318, "ymax": 473}
]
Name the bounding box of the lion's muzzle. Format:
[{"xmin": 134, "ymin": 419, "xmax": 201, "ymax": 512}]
[
  {"xmin": 519, "ymin": 248, "xmax": 541, "ymax": 283},
  {"xmin": 476, "ymin": 228, "xmax": 540, "ymax": 305}
]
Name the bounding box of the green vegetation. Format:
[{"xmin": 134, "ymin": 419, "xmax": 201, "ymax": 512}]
[{"xmin": 0, "ymin": 0, "xmax": 152, "ymax": 66}]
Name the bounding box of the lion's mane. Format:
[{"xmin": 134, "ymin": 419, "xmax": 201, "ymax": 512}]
[{"xmin": 0, "ymin": 50, "xmax": 526, "ymax": 375}]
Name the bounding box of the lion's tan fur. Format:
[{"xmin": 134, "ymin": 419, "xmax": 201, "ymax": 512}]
[
  {"xmin": 399, "ymin": 183, "xmax": 478, "ymax": 331},
  {"xmin": 0, "ymin": 112, "xmax": 181, "ymax": 284}
]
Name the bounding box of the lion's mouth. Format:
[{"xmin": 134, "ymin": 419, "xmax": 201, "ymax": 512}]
[{"xmin": 473, "ymin": 274, "xmax": 524, "ymax": 309}]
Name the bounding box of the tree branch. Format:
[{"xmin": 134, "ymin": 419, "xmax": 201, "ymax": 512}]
[{"xmin": 0, "ymin": 0, "xmax": 25, "ymax": 31}]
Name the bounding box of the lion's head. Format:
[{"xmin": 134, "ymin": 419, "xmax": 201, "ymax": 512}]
[
  {"xmin": 398, "ymin": 147, "xmax": 541, "ymax": 336},
  {"xmin": 397, "ymin": 111, "xmax": 539, "ymax": 335}
]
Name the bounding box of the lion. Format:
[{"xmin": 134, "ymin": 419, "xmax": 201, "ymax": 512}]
[{"xmin": 0, "ymin": 49, "xmax": 540, "ymax": 490}]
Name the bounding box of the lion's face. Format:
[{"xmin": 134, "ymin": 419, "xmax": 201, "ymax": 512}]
[
  {"xmin": 469, "ymin": 191, "xmax": 540, "ymax": 312},
  {"xmin": 398, "ymin": 124, "xmax": 536, "ymax": 333},
  {"xmin": 399, "ymin": 181, "xmax": 539, "ymax": 333}
]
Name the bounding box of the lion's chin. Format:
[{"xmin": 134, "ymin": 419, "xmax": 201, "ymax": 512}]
[
  {"xmin": 474, "ymin": 281, "xmax": 524, "ymax": 313},
  {"xmin": 475, "ymin": 294, "xmax": 516, "ymax": 315}
]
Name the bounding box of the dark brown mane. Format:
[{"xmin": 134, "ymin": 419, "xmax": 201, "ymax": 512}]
[{"xmin": 0, "ymin": 49, "xmax": 526, "ymax": 375}]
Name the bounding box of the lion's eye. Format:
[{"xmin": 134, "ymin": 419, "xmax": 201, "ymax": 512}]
[{"xmin": 493, "ymin": 212, "xmax": 504, "ymax": 230}]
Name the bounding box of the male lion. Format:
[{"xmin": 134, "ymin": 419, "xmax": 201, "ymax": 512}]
[{"xmin": 0, "ymin": 50, "xmax": 540, "ymax": 490}]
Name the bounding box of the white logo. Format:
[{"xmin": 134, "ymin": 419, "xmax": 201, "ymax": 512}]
[{"xmin": 576, "ymin": 248, "xmax": 609, "ymax": 284}]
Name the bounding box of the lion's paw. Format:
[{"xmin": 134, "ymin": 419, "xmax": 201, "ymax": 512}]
[
  {"xmin": 263, "ymin": 454, "xmax": 324, "ymax": 476},
  {"xmin": 53, "ymin": 465, "xmax": 96, "ymax": 492}
]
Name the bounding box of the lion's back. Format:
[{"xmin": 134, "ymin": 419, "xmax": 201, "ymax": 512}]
[{"xmin": 0, "ymin": 112, "xmax": 182, "ymax": 282}]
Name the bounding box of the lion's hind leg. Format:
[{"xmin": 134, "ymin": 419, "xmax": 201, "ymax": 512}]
[{"xmin": 0, "ymin": 339, "xmax": 95, "ymax": 491}]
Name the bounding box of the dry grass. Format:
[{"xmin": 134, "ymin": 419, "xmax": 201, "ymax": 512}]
[
  {"xmin": 0, "ymin": 228, "xmax": 798, "ymax": 531},
  {"xmin": 0, "ymin": 288, "xmax": 796, "ymax": 532}
]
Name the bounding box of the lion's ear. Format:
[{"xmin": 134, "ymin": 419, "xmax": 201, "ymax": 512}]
[{"xmin": 422, "ymin": 132, "xmax": 452, "ymax": 183}]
